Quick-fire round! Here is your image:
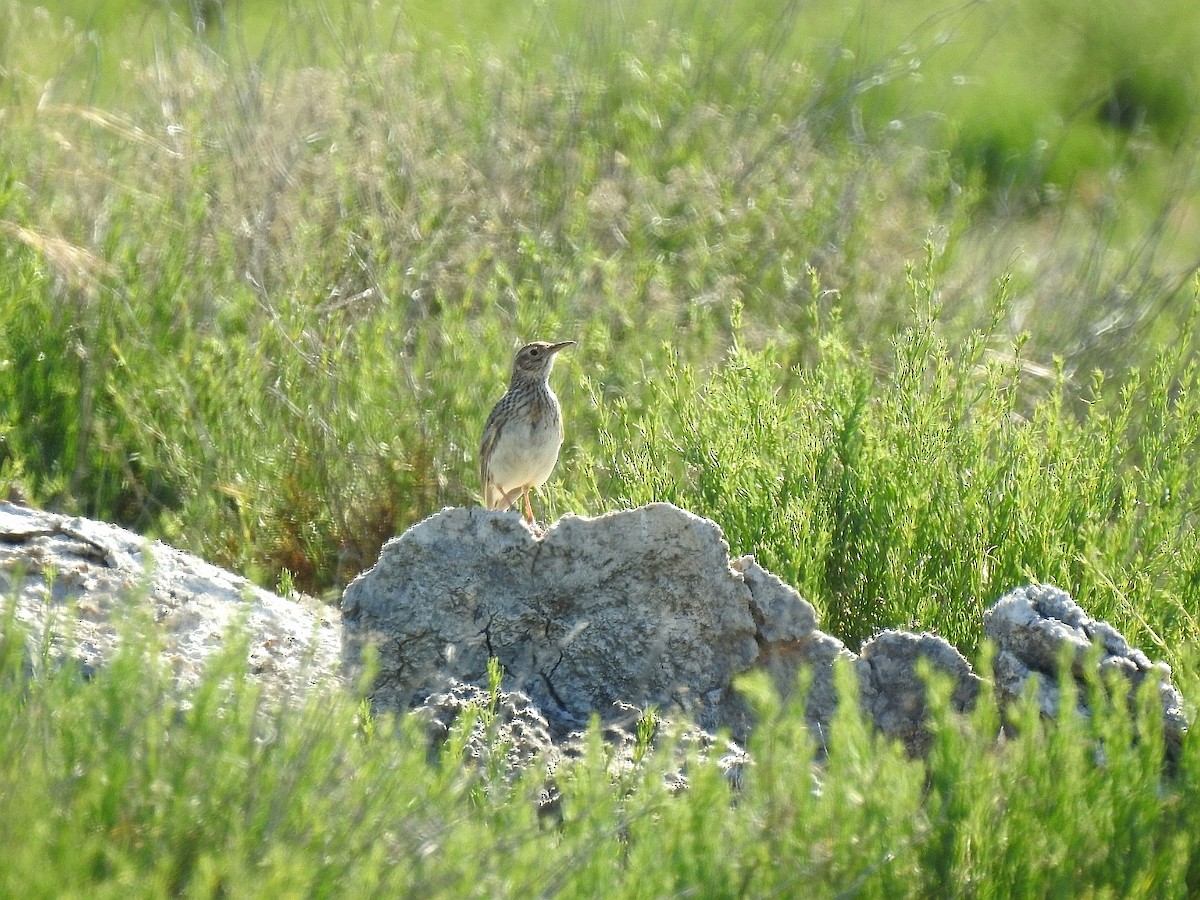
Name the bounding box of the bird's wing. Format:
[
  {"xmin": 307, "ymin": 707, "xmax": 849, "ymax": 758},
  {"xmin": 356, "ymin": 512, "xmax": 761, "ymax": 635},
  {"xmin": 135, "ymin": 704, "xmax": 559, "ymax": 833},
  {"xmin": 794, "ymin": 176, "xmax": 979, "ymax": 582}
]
[{"xmin": 479, "ymin": 404, "xmax": 505, "ymax": 508}]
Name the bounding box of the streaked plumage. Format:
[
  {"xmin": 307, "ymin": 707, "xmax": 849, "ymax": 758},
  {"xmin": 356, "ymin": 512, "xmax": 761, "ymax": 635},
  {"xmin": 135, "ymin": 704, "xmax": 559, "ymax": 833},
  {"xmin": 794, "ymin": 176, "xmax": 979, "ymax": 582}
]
[{"xmin": 480, "ymin": 340, "xmax": 575, "ymax": 525}]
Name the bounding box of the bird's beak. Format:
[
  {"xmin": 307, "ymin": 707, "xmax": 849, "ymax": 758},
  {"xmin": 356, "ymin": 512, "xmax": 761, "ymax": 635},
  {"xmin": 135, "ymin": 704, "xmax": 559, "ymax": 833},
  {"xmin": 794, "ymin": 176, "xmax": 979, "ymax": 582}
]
[{"xmin": 549, "ymin": 340, "xmax": 576, "ymax": 354}]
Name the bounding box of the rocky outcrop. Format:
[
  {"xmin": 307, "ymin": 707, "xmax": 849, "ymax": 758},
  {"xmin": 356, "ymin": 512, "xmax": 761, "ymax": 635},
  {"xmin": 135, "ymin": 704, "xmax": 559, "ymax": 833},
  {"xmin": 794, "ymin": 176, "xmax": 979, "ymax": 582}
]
[
  {"xmin": 343, "ymin": 504, "xmax": 1185, "ymax": 760},
  {"xmin": 340, "ymin": 505, "xmax": 974, "ymax": 755},
  {"xmin": 0, "ymin": 502, "xmax": 341, "ymax": 703},
  {"xmin": 411, "ymin": 678, "xmax": 559, "ymax": 774},
  {"xmin": 341, "ymin": 504, "xmax": 770, "ymax": 737},
  {"xmin": 2, "ymin": 500, "xmax": 1186, "ymax": 766},
  {"xmin": 410, "ymin": 679, "xmax": 749, "ymax": 808}
]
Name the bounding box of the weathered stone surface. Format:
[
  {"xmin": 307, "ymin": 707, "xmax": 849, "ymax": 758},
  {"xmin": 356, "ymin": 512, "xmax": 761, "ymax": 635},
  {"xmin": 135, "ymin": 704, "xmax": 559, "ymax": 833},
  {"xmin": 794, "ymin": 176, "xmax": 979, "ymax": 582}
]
[
  {"xmin": 0, "ymin": 502, "xmax": 341, "ymax": 703},
  {"xmin": 733, "ymin": 555, "xmax": 818, "ymax": 642},
  {"xmin": 984, "ymin": 583, "xmax": 1187, "ymax": 761},
  {"xmin": 343, "ymin": 504, "xmax": 1189, "ymax": 762},
  {"xmin": 411, "ymin": 680, "xmax": 748, "ymax": 805},
  {"xmin": 856, "ymin": 630, "xmax": 983, "ymax": 756},
  {"xmin": 583, "ymin": 715, "xmax": 751, "ymax": 793},
  {"xmin": 411, "ymin": 679, "xmax": 559, "ymax": 773},
  {"xmin": 731, "ymin": 553, "xmax": 849, "ymax": 742},
  {"xmin": 342, "ymin": 504, "xmax": 763, "ymax": 736}
]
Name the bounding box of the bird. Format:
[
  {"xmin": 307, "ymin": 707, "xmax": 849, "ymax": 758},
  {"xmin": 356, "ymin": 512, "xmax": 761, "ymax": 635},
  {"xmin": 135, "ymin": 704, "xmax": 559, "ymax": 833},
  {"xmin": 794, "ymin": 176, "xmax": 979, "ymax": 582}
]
[{"xmin": 480, "ymin": 339, "xmax": 575, "ymax": 527}]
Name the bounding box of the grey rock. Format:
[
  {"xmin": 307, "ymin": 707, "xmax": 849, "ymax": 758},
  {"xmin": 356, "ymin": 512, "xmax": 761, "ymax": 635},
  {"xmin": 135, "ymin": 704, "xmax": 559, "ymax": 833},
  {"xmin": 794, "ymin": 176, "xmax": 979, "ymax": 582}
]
[
  {"xmin": 577, "ymin": 714, "xmax": 751, "ymax": 794},
  {"xmin": 342, "ymin": 503, "xmax": 764, "ymax": 736},
  {"xmin": 0, "ymin": 502, "xmax": 341, "ymax": 703},
  {"xmin": 342, "ymin": 502, "xmax": 997, "ymax": 757},
  {"xmin": 856, "ymin": 630, "xmax": 983, "ymax": 756},
  {"xmin": 4, "ymin": 500, "xmax": 1187, "ymax": 772},
  {"xmin": 792, "ymin": 632, "xmax": 858, "ymax": 750},
  {"xmin": 984, "ymin": 583, "xmax": 1187, "ymax": 761},
  {"xmin": 731, "ymin": 553, "xmax": 851, "ymax": 744},
  {"xmin": 733, "ymin": 554, "xmax": 818, "ymax": 642},
  {"xmin": 346, "ymin": 501, "xmax": 1188, "ymax": 766},
  {"xmin": 412, "ymin": 679, "xmax": 748, "ymax": 811}
]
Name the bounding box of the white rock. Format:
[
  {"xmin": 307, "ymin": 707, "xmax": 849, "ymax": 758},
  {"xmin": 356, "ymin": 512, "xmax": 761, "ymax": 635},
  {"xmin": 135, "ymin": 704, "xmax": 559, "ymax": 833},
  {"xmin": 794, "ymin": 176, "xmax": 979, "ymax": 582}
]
[{"xmin": 0, "ymin": 502, "xmax": 341, "ymax": 702}]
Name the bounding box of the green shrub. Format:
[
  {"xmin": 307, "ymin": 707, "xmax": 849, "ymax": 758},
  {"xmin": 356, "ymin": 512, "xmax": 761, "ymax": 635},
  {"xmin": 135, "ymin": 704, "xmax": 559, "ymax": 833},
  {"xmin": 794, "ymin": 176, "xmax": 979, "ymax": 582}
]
[{"xmin": 1, "ymin": 603, "xmax": 1195, "ymax": 896}]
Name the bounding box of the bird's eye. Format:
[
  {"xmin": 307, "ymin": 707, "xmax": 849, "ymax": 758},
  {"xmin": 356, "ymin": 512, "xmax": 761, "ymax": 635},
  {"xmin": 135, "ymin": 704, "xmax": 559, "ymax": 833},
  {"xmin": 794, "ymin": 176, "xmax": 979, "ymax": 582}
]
[{"xmin": 529, "ymin": 348, "xmax": 541, "ymax": 357}]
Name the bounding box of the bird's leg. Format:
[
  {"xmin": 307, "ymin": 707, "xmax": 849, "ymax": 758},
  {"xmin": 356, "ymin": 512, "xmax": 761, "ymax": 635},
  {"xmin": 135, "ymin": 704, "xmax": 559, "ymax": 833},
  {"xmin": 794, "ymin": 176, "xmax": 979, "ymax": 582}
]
[
  {"xmin": 498, "ymin": 484, "xmax": 524, "ymax": 510},
  {"xmin": 521, "ymin": 487, "xmax": 547, "ymax": 536}
]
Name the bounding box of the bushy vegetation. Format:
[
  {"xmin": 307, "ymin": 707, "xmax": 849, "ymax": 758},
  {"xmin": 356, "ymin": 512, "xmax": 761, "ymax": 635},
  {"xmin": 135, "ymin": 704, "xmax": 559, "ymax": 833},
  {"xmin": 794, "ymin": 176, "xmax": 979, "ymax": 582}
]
[
  {"xmin": 2, "ymin": 608, "xmax": 1198, "ymax": 896},
  {"xmin": 2, "ymin": 0, "xmax": 1199, "ymax": 891}
]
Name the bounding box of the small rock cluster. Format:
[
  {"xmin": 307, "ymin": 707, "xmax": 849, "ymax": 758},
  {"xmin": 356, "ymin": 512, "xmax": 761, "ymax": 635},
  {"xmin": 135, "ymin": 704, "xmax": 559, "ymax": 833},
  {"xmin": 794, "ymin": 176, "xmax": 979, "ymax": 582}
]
[{"xmin": 984, "ymin": 582, "xmax": 1188, "ymax": 761}]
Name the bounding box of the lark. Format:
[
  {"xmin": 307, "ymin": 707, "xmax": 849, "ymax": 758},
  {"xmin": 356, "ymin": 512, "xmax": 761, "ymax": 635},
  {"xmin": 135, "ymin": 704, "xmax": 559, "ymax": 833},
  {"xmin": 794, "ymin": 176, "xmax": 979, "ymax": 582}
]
[{"xmin": 480, "ymin": 340, "xmax": 575, "ymax": 527}]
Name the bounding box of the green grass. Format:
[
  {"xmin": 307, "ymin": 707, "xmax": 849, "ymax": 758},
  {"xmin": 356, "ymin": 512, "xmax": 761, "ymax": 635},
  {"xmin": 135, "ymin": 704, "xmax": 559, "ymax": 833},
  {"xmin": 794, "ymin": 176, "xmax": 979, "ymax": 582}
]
[
  {"xmin": 1, "ymin": 2, "xmax": 1200, "ymax": 890},
  {"xmin": 1, "ymin": 606, "xmax": 1197, "ymax": 896}
]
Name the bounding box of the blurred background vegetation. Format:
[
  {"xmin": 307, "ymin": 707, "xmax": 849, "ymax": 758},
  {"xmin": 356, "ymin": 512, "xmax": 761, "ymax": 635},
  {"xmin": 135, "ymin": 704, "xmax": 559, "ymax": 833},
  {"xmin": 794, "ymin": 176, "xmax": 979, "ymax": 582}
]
[{"xmin": 1, "ymin": 0, "xmax": 1198, "ymax": 654}]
